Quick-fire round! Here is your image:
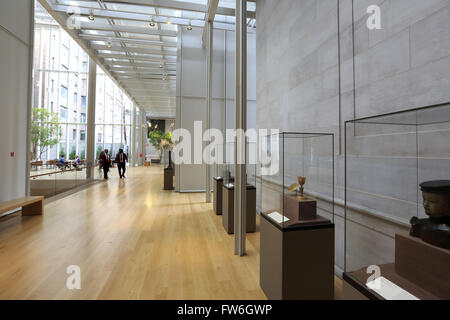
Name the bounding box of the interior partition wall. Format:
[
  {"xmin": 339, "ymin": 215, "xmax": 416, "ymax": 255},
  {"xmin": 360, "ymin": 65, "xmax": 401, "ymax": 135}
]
[
  {"xmin": 0, "ymin": 0, "xmax": 33, "ymax": 202},
  {"xmin": 177, "ymin": 26, "xmax": 256, "ymax": 193}
]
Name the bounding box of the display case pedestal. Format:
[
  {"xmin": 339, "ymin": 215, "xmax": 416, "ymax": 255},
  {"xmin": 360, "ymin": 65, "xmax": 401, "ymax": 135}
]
[
  {"xmin": 260, "ymin": 214, "xmax": 335, "ymax": 300},
  {"xmin": 164, "ymin": 167, "xmax": 174, "ymax": 190},
  {"xmin": 222, "ymin": 184, "xmax": 256, "ymax": 234},
  {"xmin": 283, "ymin": 194, "xmax": 317, "ymax": 221},
  {"xmin": 395, "ymin": 232, "xmax": 450, "ymax": 299},
  {"xmin": 343, "ymin": 232, "xmax": 450, "ymax": 300},
  {"xmin": 213, "ymin": 177, "xmax": 223, "ymax": 215}
]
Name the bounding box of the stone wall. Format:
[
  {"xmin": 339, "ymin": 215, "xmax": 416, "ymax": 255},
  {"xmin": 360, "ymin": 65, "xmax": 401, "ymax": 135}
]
[{"xmin": 256, "ymin": 0, "xmax": 450, "ymax": 274}]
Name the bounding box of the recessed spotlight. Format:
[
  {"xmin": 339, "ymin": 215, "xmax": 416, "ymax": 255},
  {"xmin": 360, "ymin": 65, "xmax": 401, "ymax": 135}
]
[
  {"xmin": 149, "ymin": 16, "xmax": 155, "ymax": 27},
  {"xmin": 88, "ymin": 9, "xmax": 95, "ymax": 21}
]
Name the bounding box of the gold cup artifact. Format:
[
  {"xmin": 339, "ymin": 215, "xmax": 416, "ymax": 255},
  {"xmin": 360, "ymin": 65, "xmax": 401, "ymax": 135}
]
[{"xmin": 288, "ymin": 176, "xmax": 307, "ymax": 199}]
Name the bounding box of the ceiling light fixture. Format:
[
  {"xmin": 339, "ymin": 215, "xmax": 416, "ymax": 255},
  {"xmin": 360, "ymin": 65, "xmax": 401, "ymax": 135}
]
[
  {"xmin": 107, "ymin": 40, "xmax": 112, "ymax": 48},
  {"xmin": 187, "ymin": 20, "xmax": 193, "ymax": 31},
  {"xmin": 166, "ymin": 18, "xmax": 171, "ymax": 25},
  {"xmin": 88, "ymin": 9, "xmax": 95, "ymax": 21},
  {"xmin": 149, "ymin": 16, "xmax": 155, "ymax": 27}
]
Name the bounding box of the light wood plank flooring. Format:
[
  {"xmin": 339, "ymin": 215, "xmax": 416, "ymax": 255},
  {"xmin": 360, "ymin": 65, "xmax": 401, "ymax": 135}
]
[{"xmin": 0, "ymin": 166, "xmax": 342, "ymax": 299}]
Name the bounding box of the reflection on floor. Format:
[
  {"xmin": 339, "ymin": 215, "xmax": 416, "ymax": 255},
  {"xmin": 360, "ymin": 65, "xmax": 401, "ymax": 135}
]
[{"xmin": 0, "ymin": 165, "xmax": 342, "ymax": 300}]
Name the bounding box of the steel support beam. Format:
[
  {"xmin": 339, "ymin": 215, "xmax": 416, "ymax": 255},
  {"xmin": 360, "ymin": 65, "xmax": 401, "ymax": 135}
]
[
  {"xmin": 202, "ymin": 0, "xmax": 219, "ymax": 48},
  {"xmin": 205, "ymin": 21, "xmax": 213, "ymax": 203},
  {"xmin": 86, "ymin": 57, "xmax": 97, "ymax": 179},
  {"xmin": 234, "ymin": 0, "xmax": 247, "ymax": 257},
  {"xmin": 131, "ymin": 103, "xmax": 136, "ymax": 167}
]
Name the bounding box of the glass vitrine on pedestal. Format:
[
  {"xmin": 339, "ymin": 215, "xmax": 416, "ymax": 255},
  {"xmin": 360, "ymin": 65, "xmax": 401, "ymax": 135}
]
[
  {"xmin": 343, "ymin": 103, "xmax": 450, "ymax": 300},
  {"xmin": 259, "ymin": 132, "xmax": 335, "ymax": 300},
  {"xmin": 221, "ymin": 140, "xmax": 257, "ymax": 234},
  {"xmin": 213, "ymin": 144, "xmax": 224, "ymax": 215}
]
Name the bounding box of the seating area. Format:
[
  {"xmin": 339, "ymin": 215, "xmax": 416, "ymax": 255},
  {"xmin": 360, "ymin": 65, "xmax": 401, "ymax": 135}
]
[
  {"xmin": 0, "ymin": 196, "xmax": 44, "ymax": 217},
  {"xmin": 31, "ymin": 159, "xmax": 87, "ymax": 171}
]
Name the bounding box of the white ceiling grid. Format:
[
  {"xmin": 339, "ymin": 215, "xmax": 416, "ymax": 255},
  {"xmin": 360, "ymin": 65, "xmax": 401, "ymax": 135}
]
[{"xmin": 41, "ymin": 0, "xmax": 256, "ymax": 118}]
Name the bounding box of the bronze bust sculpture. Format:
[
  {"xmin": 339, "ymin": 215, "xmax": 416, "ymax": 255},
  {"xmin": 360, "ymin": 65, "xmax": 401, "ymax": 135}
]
[{"xmin": 410, "ymin": 180, "xmax": 450, "ymax": 250}]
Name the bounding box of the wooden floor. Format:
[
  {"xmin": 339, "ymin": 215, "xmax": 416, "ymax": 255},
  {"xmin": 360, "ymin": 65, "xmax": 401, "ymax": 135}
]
[{"xmin": 0, "ymin": 166, "xmax": 342, "ymax": 300}]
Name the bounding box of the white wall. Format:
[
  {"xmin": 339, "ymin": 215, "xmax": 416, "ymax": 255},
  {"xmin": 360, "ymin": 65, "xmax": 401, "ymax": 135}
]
[
  {"xmin": 177, "ymin": 26, "xmax": 257, "ymax": 192},
  {"xmin": 0, "ymin": 0, "xmax": 33, "ymax": 202}
]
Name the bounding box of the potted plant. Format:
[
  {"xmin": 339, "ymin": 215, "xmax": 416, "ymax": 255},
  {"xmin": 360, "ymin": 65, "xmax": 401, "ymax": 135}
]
[{"xmin": 149, "ymin": 130, "xmax": 173, "ymax": 164}]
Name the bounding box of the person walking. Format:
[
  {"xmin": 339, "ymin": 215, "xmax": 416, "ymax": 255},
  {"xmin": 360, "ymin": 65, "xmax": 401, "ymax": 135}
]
[
  {"xmin": 115, "ymin": 148, "xmax": 128, "ymax": 179},
  {"xmin": 99, "ymin": 149, "xmax": 111, "ymax": 180}
]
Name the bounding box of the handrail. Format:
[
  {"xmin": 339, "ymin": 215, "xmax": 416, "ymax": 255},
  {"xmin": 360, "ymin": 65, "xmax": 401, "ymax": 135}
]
[{"xmin": 30, "ymin": 163, "xmax": 100, "ymax": 179}]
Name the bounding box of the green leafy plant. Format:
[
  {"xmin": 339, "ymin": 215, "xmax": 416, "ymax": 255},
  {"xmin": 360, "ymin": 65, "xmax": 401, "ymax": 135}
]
[
  {"xmin": 96, "ymin": 145, "xmax": 103, "ymax": 160},
  {"xmin": 31, "ymin": 108, "xmax": 61, "ymax": 160},
  {"xmin": 59, "ymin": 145, "xmax": 65, "ymax": 158},
  {"xmin": 149, "ymin": 130, "xmax": 173, "ymax": 151},
  {"xmin": 69, "ymin": 145, "xmax": 76, "ymax": 160}
]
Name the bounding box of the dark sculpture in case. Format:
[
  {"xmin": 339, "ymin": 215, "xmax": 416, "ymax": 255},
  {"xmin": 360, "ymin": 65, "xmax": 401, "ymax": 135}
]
[{"xmin": 410, "ymin": 180, "xmax": 450, "ymax": 250}]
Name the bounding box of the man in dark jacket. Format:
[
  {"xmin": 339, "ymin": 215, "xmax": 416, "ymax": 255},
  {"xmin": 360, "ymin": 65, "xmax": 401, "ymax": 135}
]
[
  {"xmin": 99, "ymin": 149, "xmax": 111, "ymax": 179},
  {"xmin": 115, "ymin": 148, "xmax": 128, "ymax": 179}
]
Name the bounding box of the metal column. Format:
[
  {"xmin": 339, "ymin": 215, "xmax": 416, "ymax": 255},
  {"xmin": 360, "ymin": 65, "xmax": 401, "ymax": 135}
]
[
  {"xmin": 138, "ymin": 112, "xmax": 144, "ymax": 166},
  {"xmin": 86, "ymin": 57, "xmax": 97, "ymax": 179},
  {"xmin": 234, "ymin": 0, "xmax": 247, "ymax": 256},
  {"xmin": 205, "ymin": 21, "xmax": 213, "ymax": 203},
  {"xmin": 130, "ymin": 103, "xmax": 136, "ymax": 167}
]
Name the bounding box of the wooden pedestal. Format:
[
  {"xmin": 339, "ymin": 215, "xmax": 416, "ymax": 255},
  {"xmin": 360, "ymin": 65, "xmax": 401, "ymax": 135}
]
[
  {"xmin": 283, "ymin": 194, "xmax": 317, "ymax": 221},
  {"xmin": 164, "ymin": 167, "xmax": 174, "ymax": 190},
  {"xmin": 260, "ymin": 215, "xmax": 335, "ymax": 300},
  {"xmin": 395, "ymin": 232, "xmax": 450, "ymax": 299},
  {"xmin": 222, "ymin": 184, "xmax": 256, "ymax": 234},
  {"xmin": 213, "ymin": 177, "xmax": 223, "ymax": 215},
  {"xmin": 343, "ymin": 232, "xmax": 450, "ymax": 300}
]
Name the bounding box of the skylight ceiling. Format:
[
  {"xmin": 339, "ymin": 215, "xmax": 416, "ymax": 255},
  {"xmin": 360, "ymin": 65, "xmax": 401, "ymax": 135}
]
[{"xmin": 40, "ymin": 0, "xmax": 256, "ymax": 118}]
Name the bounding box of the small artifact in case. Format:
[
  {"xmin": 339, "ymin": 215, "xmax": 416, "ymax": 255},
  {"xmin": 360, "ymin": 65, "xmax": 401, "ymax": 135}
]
[{"xmin": 284, "ymin": 176, "xmax": 317, "ymax": 221}]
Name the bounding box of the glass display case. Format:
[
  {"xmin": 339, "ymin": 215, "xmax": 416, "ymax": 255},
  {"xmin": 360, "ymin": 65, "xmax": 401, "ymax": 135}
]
[
  {"xmin": 344, "ymin": 103, "xmax": 450, "ymax": 300},
  {"xmin": 223, "ymin": 140, "xmax": 257, "ymax": 188},
  {"xmin": 259, "ymin": 132, "xmax": 335, "ymax": 300},
  {"xmin": 259, "ymin": 132, "xmax": 335, "ymax": 230}
]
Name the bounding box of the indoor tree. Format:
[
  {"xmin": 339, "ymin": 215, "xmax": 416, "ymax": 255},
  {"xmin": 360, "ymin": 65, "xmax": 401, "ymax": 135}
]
[
  {"xmin": 148, "ymin": 130, "xmax": 173, "ymax": 161},
  {"xmin": 31, "ymin": 107, "xmax": 61, "ymax": 161}
]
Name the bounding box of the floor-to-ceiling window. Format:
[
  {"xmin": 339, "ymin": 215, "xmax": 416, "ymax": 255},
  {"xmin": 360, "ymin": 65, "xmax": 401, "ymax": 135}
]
[
  {"xmin": 33, "ymin": 2, "xmax": 89, "ymax": 161},
  {"xmin": 30, "ymin": 1, "xmax": 133, "ymax": 198},
  {"xmin": 95, "ymin": 67, "xmax": 132, "ymax": 160}
]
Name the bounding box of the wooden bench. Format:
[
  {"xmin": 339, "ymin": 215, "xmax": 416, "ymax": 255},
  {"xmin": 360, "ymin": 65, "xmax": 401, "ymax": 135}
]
[{"xmin": 0, "ymin": 196, "xmax": 44, "ymax": 216}]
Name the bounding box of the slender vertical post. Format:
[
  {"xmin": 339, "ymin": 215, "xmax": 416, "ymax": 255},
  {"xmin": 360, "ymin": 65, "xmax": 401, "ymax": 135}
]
[
  {"xmin": 234, "ymin": 0, "xmax": 247, "ymax": 256},
  {"xmin": 86, "ymin": 57, "xmax": 97, "ymax": 179},
  {"xmin": 26, "ymin": 0, "xmax": 35, "ymax": 195},
  {"xmin": 130, "ymin": 103, "xmax": 136, "ymax": 167},
  {"xmin": 205, "ymin": 21, "xmax": 213, "ymax": 203},
  {"xmin": 138, "ymin": 112, "xmax": 144, "ymax": 166}
]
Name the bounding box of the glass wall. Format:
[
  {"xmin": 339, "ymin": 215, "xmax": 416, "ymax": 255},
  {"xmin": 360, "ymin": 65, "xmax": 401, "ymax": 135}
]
[
  {"xmin": 33, "ymin": 2, "xmax": 89, "ymax": 161},
  {"xmin": 95, "ymin": 67, "xmax": 133, "ymax": 160},
  {"xmin": 30, "ymin": 1, "xmax": 136, "ymax": 198}
]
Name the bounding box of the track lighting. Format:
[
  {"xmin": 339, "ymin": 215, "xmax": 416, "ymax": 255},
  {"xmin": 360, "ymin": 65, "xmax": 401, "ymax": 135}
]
[
  {"xmin": 149, "ymin": 16, "xmax": 155, "ymax": 27},
  {"xmin": 88, "ymin": 9, "xmax": 95, "ymax": 21}
]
